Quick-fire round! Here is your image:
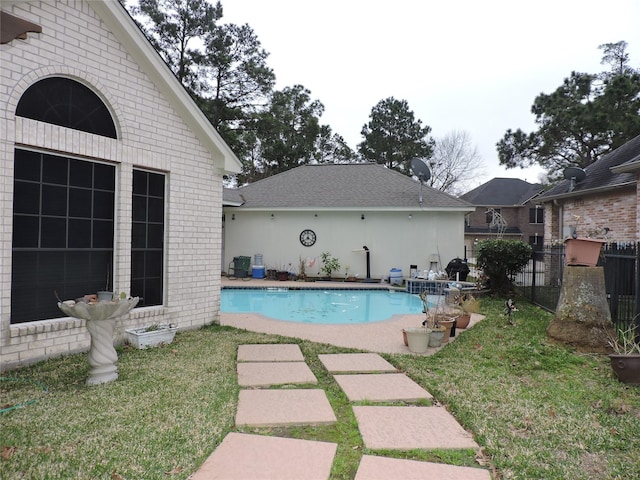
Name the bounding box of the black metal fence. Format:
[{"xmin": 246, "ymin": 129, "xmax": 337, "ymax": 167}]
[{"xmin": 514, "ymin": 243, "xmax": 640, "ymax": 324}]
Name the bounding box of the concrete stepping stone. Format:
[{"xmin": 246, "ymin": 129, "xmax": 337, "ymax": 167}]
[
  {"xmin": 353, "ymin": 406, "xmax": 478, "ymax": 450},
  {"xmin": 236, "ymin": 389, "xmax": 337, "ymax": 427},
  {"xmin": 333, "ymin": 373, "xmax": 432, "ymax": 402},
  {"xmin": 191, "ymin": 432, "xmax": 337, "ymax": 480},
  {"xmin": 318, "ymin": 353, "xmax": 397, "ymax": 373},
  {"xmin": 237, "ymin": 361, "xmax": 317, "ymax": 387},
  {"xmin": 238, "ymin": 343, "xmax": 304, "ymax": 362},
  {"xmin": 354, "ymin": 455, "xmax": 491, "ymax": 480}
]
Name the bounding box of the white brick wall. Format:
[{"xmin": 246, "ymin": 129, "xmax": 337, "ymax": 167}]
[{"xmin": 0, "ymin": 1, "xmax": 226, "ymax": 369}]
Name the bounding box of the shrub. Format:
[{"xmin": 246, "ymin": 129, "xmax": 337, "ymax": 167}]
[{"xmin": 476, "ymin": 239, "xmax": 532, "ymax": 293}]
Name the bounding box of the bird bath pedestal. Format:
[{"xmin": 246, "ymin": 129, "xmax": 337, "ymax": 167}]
[{"xmin": 58, "ymin": 298, "xmax": 139, "ymax": 385}]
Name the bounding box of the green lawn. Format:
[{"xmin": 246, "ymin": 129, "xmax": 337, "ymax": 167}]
[{"xmin": 1, "ymin": 298, "xmax": 639, "ymax": 479}]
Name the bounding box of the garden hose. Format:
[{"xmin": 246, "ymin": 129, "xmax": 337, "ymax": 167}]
[{"xmin": 0, "ymin": 377, "xmax": 48, "ymax": 414}]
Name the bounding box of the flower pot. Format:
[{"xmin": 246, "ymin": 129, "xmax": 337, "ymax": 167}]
[
  {"xmin": 609, "ymin": 354, "xmax": 640, "ymax": 385},
  {"xmin": 276, "ymin": 271, "xmax": 289, "ymax": 281},
  {"xmin": 437, "ymin": 316, "xmax": 457, "ymax": 343},
  {"xmin": 564, "ymin": 237, "xmax": 606, "ymax": 266},
  {"xmin": 428, "ymin": 327, "xmax": 446, "ymax": 347},
  {"xmin": 405, "ymin": 327, "xmax": 431, "ymax": 353},
  {"xmin": 97, "ymin": 291, "xmax": 114, "ymax": 302},
  {"xmin": 125, "ymin": 324, "xmax": 178, "ymax": 349},
  {"xmin": 456, "ymin": 313, "xmax": 471, "ymax": 329}
]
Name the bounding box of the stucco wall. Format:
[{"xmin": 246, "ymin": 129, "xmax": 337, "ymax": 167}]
[
  {"xmin": 223, "ymin": 210, "xmax": 467, "ymax": 280},
  {"xmin": 0, "ymin": 1, "xmax": 225, "ymax": 369}
]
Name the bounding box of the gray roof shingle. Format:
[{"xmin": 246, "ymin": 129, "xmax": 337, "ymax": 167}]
[
  {"xmin": 224, "ymin": 163, "xmax": 472, "ymax": 210},
  {"xmin": 460, "ymin": 178, "xmax": 543, "ymax": 206},
  {"xmin": 539, "ymin": 134, "xmax": 640, "ymax": 200}
]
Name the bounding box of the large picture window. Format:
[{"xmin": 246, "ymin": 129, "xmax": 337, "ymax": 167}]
[
  {"xmin": 12, "ymin": 150, "xmax": 115, "ymax": 323},
  {"xmin": 131, "ymin": 169, "xmax": 165, "ymax": 307}
]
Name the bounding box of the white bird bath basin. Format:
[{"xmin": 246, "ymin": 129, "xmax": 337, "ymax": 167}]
[{"xmin": 58, "ymin": 297, "xmax": 139, "ymax": 385}]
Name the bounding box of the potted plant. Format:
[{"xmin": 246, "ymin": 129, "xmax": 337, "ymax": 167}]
[
  {"xmin": 319, "ymin": 252, "xmax": 340, "ymax": 280},
  {"xmin": 456, "ymin": 294, "xmax": 481, "ymax": 329},
  {"xmin": 608, "ymin": 321, "xmax": 640, "ymax": 385},
  {"xmin": 125, "ymin": 322, "xmax": 178, "ymax": 349},
  {"xmin": 564, "ymin": 215, "xmax": 607, "ymax": 266}
]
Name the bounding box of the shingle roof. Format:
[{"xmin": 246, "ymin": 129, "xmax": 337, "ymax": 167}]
[
  {"xmin": 223, "ymin": 163, "xmax": 473, "ymax": 210},
  {"xmin": 460, "ymin": 178, "xmax": 543, "ymax": 206},
  {"xmin": 538, "ymin": 134, "xmax": 640, "ymax": 201}
]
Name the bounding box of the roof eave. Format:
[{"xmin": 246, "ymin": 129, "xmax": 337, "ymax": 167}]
[
  {"xmin": 536, "ymin": 181, "xmax": 636, "ymax": 203},
  {"xmin": 89, "ymin": 1, "xmax": 242, "ymax": 174}
]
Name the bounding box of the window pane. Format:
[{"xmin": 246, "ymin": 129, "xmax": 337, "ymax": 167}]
[
  {"xmin": 14, "ymin": 150, "xmax": 41, "ymax": 181},
  {"xmin": 68, "ymin": 219, "xmax": 91, "ymax": 248},
  {"xmin": 148, "ymin": 224, "xmax": 164, "ymax": 248},
  {"xmin": 132, "ymin": 195, "xmax": 147, "ymax": 222},
  {"xmin": 94, "ymin": 163, "xmax": 115, "ymax": 190},
  {"xmin": 132, "ymin": 222, "xmax": 146, "ymax": 249},
  {"xmin": 42, "ymin": 154, "xmax": 69, "ymax": 185},
  {"xmin": 14, "ymin": 181, "xmax": 40, "ymax": 214},
  {"xmin": 42, "ymin": 185, "xmax": 67, "ymax": 216},
  {"xmin": 93, "ymin": 191, "xmax": 114, "ymax": 219},
  {"xmin": 148, "ymin": 174, "xmax": 164, "ymax": 197},
  {"xmin": 69, "ymin": 159, "xmax": 93, "ymax": 187},
  {"xmin": 93, "ymin": 220, "xmax": 113, "ymax": 248},
  {"xmin": 133, "ymin": 170, "xmax": 147, "ymax": 195},
  {"xmin": 148, "ymin": 197, "xmax": 164, "ymax": 223},
  {"xmin": 12, "ymin": 216, "xmax": 39, "ymax": 248},
  {"xmin": 69, "ymin": 188, "xmax": 92, "ymax": 217},
  {"xmin": 40, "ymin": 217, "xmax": 67, "ymax": 248}
]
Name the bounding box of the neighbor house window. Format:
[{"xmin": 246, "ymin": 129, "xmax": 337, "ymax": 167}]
[
  {"xmin": 486, "ymin": 208, "xmax": 501, "ymax": 224},
  {"xmin": 11, "ymin": 149, "xmax": 115, "ymax": 323},
  {"xmin": 529, "ymin": 206, "xmax": 544, "ymax": 224},
  {"xmin": 131, "ymin": 169, "xmax": 165, "ymax": 307}
]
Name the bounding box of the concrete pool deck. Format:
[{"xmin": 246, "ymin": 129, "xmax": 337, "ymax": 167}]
[{"xmin": 220, "ymin": 277, "xmax": 483, "ymax": 354}]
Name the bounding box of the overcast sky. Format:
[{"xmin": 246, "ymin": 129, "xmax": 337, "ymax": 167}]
[{"xmin": 220, "ymin": 0, "xmax": 640, "ymax": 187}]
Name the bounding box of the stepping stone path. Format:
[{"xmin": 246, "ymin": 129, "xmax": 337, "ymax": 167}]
[{"xmin": 191, "ymin": 345, "xmax": 492, "ymax": 480}]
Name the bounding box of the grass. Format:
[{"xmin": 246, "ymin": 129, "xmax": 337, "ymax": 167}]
[{"xmin": 1, "ymin": 297, "xmax": 639, "ymax": 479}]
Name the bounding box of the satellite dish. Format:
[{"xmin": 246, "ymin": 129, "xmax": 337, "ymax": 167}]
[
  {"xmin": 563, "ymin": 166, "xmax": 586, "ymax": 192},
  {"xmin": 410, "ymin": 158, "xmax": 432, "ymax": 183},
  {"xmin": 410, "ymin": 158, "xmax": 431, "ymax": 205}
]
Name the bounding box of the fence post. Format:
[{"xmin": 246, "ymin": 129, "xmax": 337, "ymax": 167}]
[
  {"xmin": 531, "ymin": 250, "xmax": 537, "ymax": 303},
  {"xmin": 635, "ymin": 242, "xmax": 640, "ymax": 329}
]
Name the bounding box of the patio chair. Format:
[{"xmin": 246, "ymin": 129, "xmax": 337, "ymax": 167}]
[{"xmin": 228, "ymin": 256, "xmax": 251, "ymax": 278}]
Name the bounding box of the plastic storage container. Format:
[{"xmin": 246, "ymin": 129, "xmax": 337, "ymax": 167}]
[
  {"xmin": 252, "ymin": 265, "xmax": 265, "ymax": 279},
  {"xmin": 389, "ymin": 268, "xmax": 403, "ymax": 285}
]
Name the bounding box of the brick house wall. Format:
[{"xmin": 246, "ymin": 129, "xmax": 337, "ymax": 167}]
[
  {"xmin": 0, "ymin": 1, "xmax": 235, "ymax": 369},
  {"xmin": 464, "ymin": 200, "xmax": 544, "ymax": 253},
  {"xmin": 543, "ymin": 186, "xmax": 637, "ymax": 243}
]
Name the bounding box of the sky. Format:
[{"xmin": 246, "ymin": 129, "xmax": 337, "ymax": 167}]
[{"xmin": 220, "ymin": 0, "xmax": 640, "ymax": 188}]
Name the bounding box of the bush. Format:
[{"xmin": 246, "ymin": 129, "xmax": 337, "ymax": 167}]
[{"xmin": 476, "ymin": 239, "xmax": 532, "ymax": 293}]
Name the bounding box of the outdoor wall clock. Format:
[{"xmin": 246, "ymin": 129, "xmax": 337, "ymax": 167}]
[{"xmin": 299, "ymin": 229, "xmax": 316, "ymax": 247}]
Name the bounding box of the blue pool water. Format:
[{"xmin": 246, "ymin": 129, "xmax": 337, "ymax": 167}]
[{"xmin": 221, "ymin": 288, "xmax": 427, "ymax": 324}]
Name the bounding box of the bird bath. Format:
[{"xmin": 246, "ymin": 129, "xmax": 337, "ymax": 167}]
[{"xmin": 58, "ymin": 297, "xmax": 139, "ymax": 385}]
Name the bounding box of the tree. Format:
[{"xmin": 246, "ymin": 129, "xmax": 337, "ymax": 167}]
[
  {"xmin": 358, "ymin": 97, "xmax": 434, "ymax": 174},
  {"xmin": 314, "ymin": 125, "xmax": 357, "ymax": 164},
  {"xmin": 497, "ymin": 41, "xmax": 640, "ymax": 179},
  {"xmin": 428, "ymin": 130, "xmax": 483, "ymax": 194},
  {"xmin": 196, "ymin": 22, "xmax": 275, "ymax": 155},
  {"xmin": 131, "ymin": 0, "xmax": 222, "ymax": 89},
  {"xmin": 242, "ymin": 85, "xmax": 323, "ymax": 182}
]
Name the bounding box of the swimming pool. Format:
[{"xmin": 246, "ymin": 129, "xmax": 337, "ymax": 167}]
[{"xmin": 221, "ymin": 288, "xmax": 428, "ymax": 324}]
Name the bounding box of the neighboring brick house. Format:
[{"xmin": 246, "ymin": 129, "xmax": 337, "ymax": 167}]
[
  {"xmin": 0, "ymin": 1, "xmax": 241, "ymax": 369},
  {"xmin": 537, "ymin": 134, "xmax": 640, "ymax": 244},
  {"xmin": 459, "ymin": 178, "xmax": 545, "ymax": 255}
]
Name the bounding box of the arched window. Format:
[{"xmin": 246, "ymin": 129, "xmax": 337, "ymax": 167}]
[{"xmin": 16, "ymin": 77, "xmax": 117, "ymax": 138}]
